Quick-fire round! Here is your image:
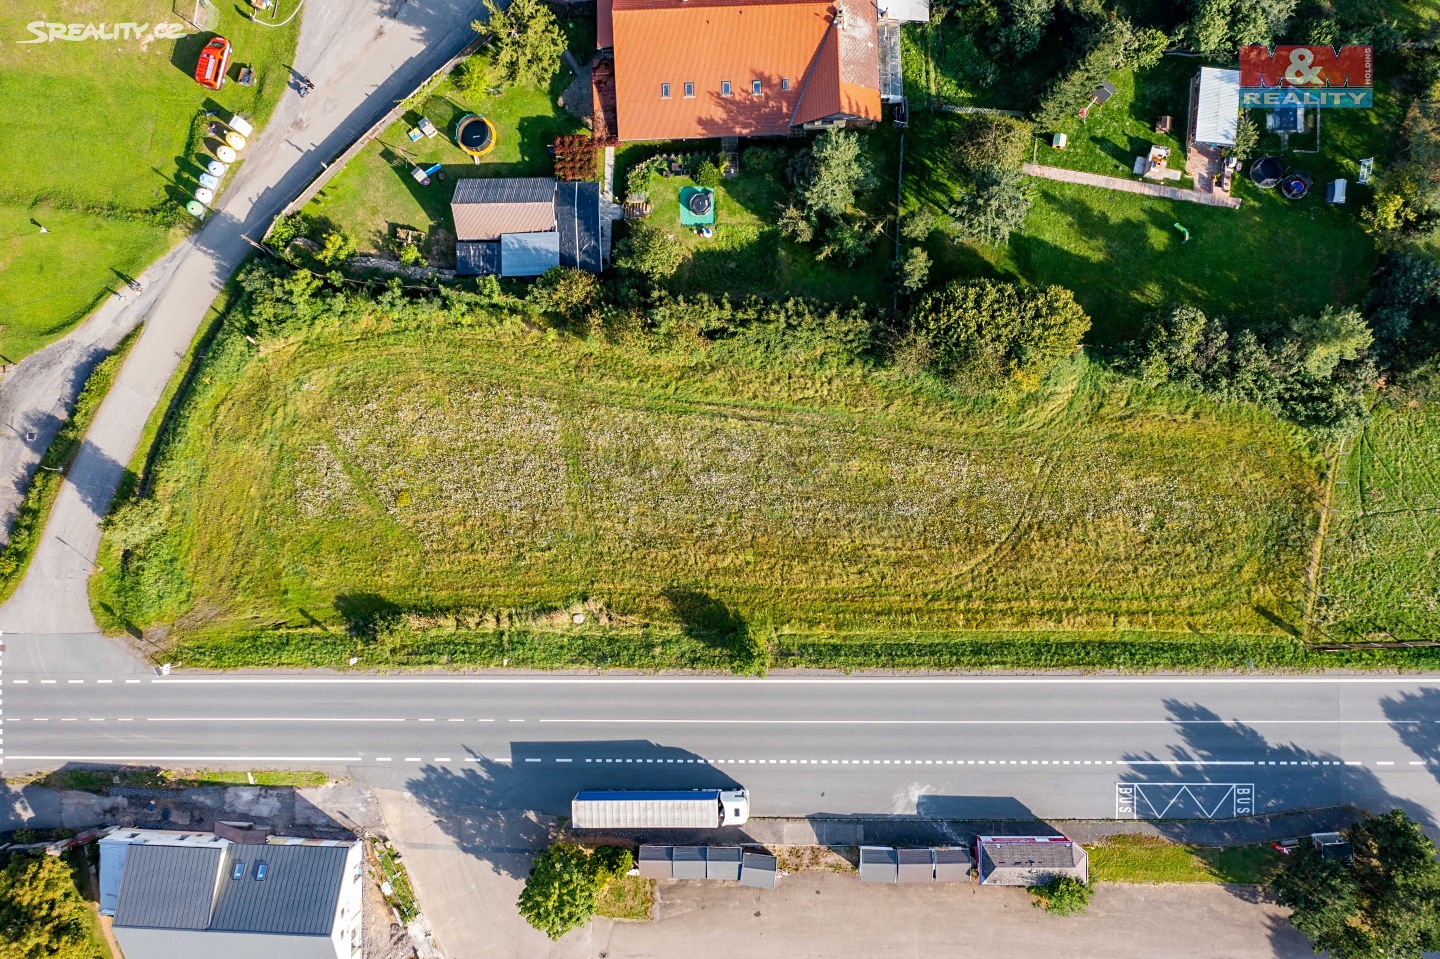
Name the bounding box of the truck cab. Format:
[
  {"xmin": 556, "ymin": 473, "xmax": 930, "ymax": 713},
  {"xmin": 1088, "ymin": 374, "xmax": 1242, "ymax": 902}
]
[{"xmin": 721, "ymin": 789, "xmax": 750, "ymax": 825}]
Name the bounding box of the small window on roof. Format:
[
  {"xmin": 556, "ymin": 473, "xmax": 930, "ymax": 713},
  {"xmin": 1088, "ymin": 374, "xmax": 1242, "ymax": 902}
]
[
  {"xmin": 781, "ymin": 77, "xmax": 791, "ymax": 91},
  {"xmin": 661, "ymin": 82, "xmax": 670, "ymax": 98},
  {"xmin": 721, "ymin": 80, "xmax": 732, "ymax": 96},
  {"xmin": 255, "ymin": 862, "xmax": 268, "ymax": 881},
  {"xmin": 752, "ymin": 79, "xmax": 762, "ymax": 95},
  {"xmin": 684, "ymin": 81, "xmax": 694, "ymax": 98},
  {"xmin": 231, "ymin": 862, "xmax": 245, "ymax": 880}
]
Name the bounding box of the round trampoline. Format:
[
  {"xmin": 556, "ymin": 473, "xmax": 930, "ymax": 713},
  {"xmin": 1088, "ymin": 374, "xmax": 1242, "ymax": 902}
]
[
  {"xmin": 455, "ymin": 114, "xmax": 497, "ymax": 159},
  {"xmin": 687, "ymin": 189, "xmax": 713, "ymax": 217},
  {"xmin": 1281, "ymin": 171, "xmax": 1312, "ymax": 200},
  {"xmin": 1250, "ymin": 156, "xmax": 1283, "ymax": 189}
]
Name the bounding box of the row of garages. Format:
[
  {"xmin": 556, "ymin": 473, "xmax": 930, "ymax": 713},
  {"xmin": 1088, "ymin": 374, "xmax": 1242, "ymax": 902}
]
[{"xmin": 638, "ymin": 835, "xmax": 1088, "ymax": 890}]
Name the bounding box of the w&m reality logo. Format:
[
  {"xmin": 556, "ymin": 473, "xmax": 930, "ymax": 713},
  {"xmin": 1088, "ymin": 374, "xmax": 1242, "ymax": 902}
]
[{"xmin": 1239, "ymin": 45, "xmax": 1373, "ymax": 108}]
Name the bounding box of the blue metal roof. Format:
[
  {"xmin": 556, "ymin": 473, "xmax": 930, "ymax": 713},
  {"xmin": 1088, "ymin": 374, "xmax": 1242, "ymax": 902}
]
[
  {"xmin": 500, "ymin": 231, "xmax": 560, "ymax": 277},
  {"xmin": 574, "ymin": 790, "xmax": 720, "ymax": 802}
]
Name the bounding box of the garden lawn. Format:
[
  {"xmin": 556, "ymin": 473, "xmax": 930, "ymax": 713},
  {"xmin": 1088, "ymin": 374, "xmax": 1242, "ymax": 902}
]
[
  {"xmin": 90, "ymin": 304, "xmax": 1385, "ymax": 672},
  {"xmin": 1089, "ymin": 835, "xmax": 1282, "ymax": 884},
  {"xmin": 906, "ymin": 108, "xmax": 1379, "ymax": 342},
  {"xmin": 642, "ymin": 160, "xmax": 888, "ymax": 304},
  {"xmin": 0, "ymin": 0, "xmax": 298, "ymax": 359},
  {"xmin": 1321, "ymin": 400, "xmax": 1440, "ymax": 642},
  {"xmin": 301, "ymin": 37, "xmax": 588, "ymax": 263}
]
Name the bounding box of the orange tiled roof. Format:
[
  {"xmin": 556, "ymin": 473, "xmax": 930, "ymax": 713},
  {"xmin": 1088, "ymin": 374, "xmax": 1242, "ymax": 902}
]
[{"xmin": 610, "ymin": 0, "xmax": 880, "ymax": 141}]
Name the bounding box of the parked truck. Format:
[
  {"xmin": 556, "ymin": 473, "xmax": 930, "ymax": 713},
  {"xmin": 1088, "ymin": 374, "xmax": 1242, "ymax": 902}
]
[{"xmin": 570, "ymin": 788, "xmax": 750, "ymax": 829}]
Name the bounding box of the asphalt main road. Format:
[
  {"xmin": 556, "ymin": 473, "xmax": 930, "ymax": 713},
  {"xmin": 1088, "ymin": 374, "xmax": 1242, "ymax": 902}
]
[
  {"xmin": 4, "ymin": 636, "xmax": 1438, "ymax": 826},
  {"xmin": 0, "ymin": 0, "xmax": 487, "ymax": 634}
]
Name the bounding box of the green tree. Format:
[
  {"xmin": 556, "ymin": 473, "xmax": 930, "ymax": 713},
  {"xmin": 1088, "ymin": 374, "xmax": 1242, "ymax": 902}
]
[
  {"xmin": 994, "ymin": 0, "xmax": 1056, "ymax": 60},
  {"xmin": 953, "ymin": 115, "xmax": 1033, "ymax": 177},
  {"xmin": 950, "ymin": 167, "xmax": 1034, "ymax": 245},
  {"xmin": 789, "ymin": 128, "xmax": 876, "ymax": 220},
  {"xmin": 0, "ymin": 854, "xmax": 104, "ymax": 959},
  {"xmin": 474, "ymin": 0, "xmax": 567, "ymax": 91},
  {"xmin": 1033, "ymin": 19, "xmax": 1167, "ymax": 129},
  {"xmin": 691, "ymin": 155, "xmax": 725, "ymax": 188},
  {"xmin": 1290, "ymin": 305, "xmax": 1372, "ymax": 378},
  {"xmin": 1029, "ymin": 875, "xmax": 1093, "ymax": 916},
  {"xmin": 617, "ymin": 224, "xmax": 684, "ymax": 282},
  {"xmin": 1273, "ymin": 810, "xmax": 1440, "ymax": 959},
  {"xmin": 1179, "ymin": 0, "xmax": 1296, "ymax": 58},
  {"xmin": 896, "ymin": 246, "xmax": 932, "ymax": 295},
  {"xmin": 1226, "ymin": 114, "xmax": 1260, "ymax": 162},
  {"xmin": 911, "ymin": 278, "xmax": 1090, "ymax": 390},
  {"xmin": 516, "ymin": 843, "xmax": 636, "ymax": 941},
  {"xmin": 532, "ymin": 266, "xmax": 601, "ymax": 321},
  {"xmin": 517, "ymin": 843, "xmax": 601, "ymax": 941}
]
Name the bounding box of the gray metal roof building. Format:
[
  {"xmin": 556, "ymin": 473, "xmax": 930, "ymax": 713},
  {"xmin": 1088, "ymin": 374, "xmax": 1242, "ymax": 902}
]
[
  {"xmin": 859, "ymin": 845, "xmax": 899, "ymax": 883},
  {"xmin": 101, "ymin": 829, "xmax": 362, "ymax": 959},
  {"xmin": 452, "ymin": 177, "xmax": 607, "ymax": 276},
  {"xmin": 739, "ymin": 852, "xmax": 778, "ymax": 889},
  {"xmin": 976, "ymin": 836, "xmax": 1088, "ymax": 886}
]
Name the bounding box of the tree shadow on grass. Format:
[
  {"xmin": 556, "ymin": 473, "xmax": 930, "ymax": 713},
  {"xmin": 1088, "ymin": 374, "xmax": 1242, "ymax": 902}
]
[{"xmin": 334, "ymin": 592, "xmax": 403, "ymax": 640}]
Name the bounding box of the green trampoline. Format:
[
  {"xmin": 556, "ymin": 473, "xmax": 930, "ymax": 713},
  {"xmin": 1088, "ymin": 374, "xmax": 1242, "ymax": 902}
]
[{"xmin": 679, "ymin": 186, "xmax": 715, "ymax": 226}]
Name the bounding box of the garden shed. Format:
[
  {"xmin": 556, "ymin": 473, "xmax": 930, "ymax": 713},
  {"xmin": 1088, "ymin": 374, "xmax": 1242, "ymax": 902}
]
[{"xmin": 1191, "ymin": 67, "xmax": 1242, "ymax": 148}]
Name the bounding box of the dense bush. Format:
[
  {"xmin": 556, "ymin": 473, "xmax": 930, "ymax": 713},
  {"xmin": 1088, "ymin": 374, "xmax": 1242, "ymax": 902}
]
[
  {"xmin": 690, "ymin": 154, "xmax": 725, "ymax": 188},
  {"xmin": 910, "ymin": 278, "xmax": 1090, "ymax": 390},
  {"xmin": 1029, "ymin": 876, "xmax": 1093, "ymax": 915},
  {"xmin": 0, "ymin": 854, "xmax": 107, "ymax": 959},
  {"xmin": 1365, "ymin": 252, "xmax": 1440, "ymax": 370},
  {"xmin": 616, "ymin": 224, "xmax": 684, "ymax": 282},
  {"xmin": 1134, "ymin": 304, "xmax": 1376, "ymax": 436},
  {"xmin": 517, "ymin": 843, "xmax": 635, "ymax": 941},
  {"xmin": 950, "ymin": 167, "xmax": 1034, "ymax": 245},
  {"xmin": 646, "ymin": 292, "xmax": 874, "ymax": 367},
  {"xmin": 1178, "ymin": 0, "xmax": 1296, "ymax": 59}
]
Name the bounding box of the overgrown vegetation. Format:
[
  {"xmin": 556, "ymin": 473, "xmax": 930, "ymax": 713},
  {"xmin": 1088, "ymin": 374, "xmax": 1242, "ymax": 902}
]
[
  {"xmin": 518, "ymin": 843, "xmax": 634, "ymax": 940},
  {"xmin": 90, "ymin": 262, "xmax": 1437, "ymax": 673},
  {"xmin": 372, "ymin": 837, "xmax": 419, "ymax": 923},
  {"xmin": 27, "ymin": 767, "xmax": 330, "ymax": 792}
]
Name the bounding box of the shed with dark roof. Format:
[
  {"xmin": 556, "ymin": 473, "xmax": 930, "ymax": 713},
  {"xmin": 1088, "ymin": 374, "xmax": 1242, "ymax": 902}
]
[
  {"xmin": 739, "ymin": 851, "xmax": 778, "ymax": 889},
  {"xmin": 705, "ymin": 846, "xmax": 743, "ymax": 881},
  {"xmin": 976, "ymin": 836, "xmax": 1088, "ymax": 886},
  {"xmin": 897, "ymin": 848, "xmax": 936, "ymax": 883},
  {"xmin": 933, "ymin": 846, "xmax": 973, "ymax": 882},
  {"xmin": 859, "ymin": 845, "xmax": 899, "ymax": 883}
]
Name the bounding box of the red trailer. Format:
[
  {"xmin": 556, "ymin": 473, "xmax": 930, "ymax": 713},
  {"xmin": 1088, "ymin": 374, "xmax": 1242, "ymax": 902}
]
[{"xmin": 194, "ymin": 37, "xmax": 232, "ymax": 91}]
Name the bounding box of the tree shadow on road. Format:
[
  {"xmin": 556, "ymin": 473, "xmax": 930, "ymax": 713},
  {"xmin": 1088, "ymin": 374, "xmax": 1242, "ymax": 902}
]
[{"xmin": 1381, "ymin": 688, "xmax": 1440, "ymax": 792}]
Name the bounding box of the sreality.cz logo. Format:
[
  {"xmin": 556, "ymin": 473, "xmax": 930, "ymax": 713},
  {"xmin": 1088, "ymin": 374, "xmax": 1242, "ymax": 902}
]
[
  {"xmin": 18, "ymin": 21, "xmax": 190, "ymax": 44},
  {"xmin": 1239, "ymin": 44, "xmax": 1373, "ymax": 108}
]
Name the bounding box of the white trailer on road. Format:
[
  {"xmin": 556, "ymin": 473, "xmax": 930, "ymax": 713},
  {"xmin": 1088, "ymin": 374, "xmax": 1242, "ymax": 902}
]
[{"xmin": 571, "ymin": 789, "xmax": 750, "ymax": 829}]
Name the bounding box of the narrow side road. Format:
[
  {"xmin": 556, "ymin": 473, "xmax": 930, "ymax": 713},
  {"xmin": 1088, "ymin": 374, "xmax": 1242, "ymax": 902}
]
[{"xmin": 0, "ymin": 0, "xmax": 486, "ymax": 635}]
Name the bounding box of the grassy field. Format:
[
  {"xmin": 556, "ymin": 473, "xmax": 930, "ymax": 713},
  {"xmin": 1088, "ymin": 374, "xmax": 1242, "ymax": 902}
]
[
  {"xmin": 90, "ymin": 290, "xmax": 1384, "ymax": 671},
  {"xmin": 1088, "ymin": 835, "xmax": 1282, "ymax": 884},
  {"xmin": 1320, "ymin": 399, "xmax": 1440, "ymax": 642},
  {"xmin": 302, "ymin": 26, "xmax": 590, "ymax": 263},
  {"xmin": 0, "ymin": 0, "xmax": 298, "ymax": 360}
]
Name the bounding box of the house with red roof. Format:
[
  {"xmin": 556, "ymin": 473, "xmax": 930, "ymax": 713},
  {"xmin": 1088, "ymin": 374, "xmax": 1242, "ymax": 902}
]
[{"xmin": 594, "ymin": 0, "xmax": 926, "ymax": 142}]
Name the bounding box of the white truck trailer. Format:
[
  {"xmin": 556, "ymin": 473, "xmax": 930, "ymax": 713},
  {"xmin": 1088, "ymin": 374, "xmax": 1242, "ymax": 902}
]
[{"xmin": 571, "ymin": 789, "xmax": 750, "ymax": 829}]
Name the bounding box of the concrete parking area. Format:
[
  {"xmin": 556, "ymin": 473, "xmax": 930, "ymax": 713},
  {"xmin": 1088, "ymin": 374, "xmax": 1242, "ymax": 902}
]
[{"xmin": 373, "ymin": 786, "xmax": 1314, "ymax": 959}]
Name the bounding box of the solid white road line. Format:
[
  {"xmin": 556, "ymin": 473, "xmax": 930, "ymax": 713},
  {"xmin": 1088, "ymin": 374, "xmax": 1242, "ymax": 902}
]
[
  {"xmin": 143, "ymin": 717, "xmax": 408, "ymax": 723},
  {"xmin": 537, "ymin": 718, "xmax": 1424, "ymax": 726}
]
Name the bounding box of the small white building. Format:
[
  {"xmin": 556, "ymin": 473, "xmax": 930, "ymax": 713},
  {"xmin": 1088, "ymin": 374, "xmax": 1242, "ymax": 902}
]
[
  {"xmin": 99, "ymin": 827, "xmax": 364, "ymax": 959},
  {"xmin": 1192, "ymin": 66, "xmax": 1242, "ymax": 148}
]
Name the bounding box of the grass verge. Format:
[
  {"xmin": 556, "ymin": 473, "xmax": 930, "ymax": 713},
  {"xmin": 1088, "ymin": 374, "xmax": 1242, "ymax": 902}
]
[
  {"xmin": 0, "ymin": 328, "xmax": 140, "ymax": 602},
  {"xmin": 595, "ymin": 874, "xmax": 655, "ymax": 921},
  {"xmin": 27, "ymin": 766, "xmax": 330, "ymax": 792},
  {"xmin": 1088, "ymin": 835, "xmax": 1282, "ymax": 884}
]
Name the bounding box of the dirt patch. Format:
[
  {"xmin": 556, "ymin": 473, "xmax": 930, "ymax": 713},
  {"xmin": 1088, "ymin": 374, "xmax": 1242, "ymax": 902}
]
[
  {"xmin": 776, "ymin": 845, "xmax": 858, "ymax": 874},
  {"xmin": 363, "ymin": 871, "xmax": 415, "ymax": 959}
]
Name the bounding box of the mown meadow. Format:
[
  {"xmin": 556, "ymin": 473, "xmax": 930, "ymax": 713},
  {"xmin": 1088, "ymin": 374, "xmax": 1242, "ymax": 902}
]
[
  {"xmin": 1321, "ymin": 397, "xmax": 1440, "ymax": 642},
  {"xmin": 88, "ymin": 276, "xmax": 1389, "ymax": 673}
]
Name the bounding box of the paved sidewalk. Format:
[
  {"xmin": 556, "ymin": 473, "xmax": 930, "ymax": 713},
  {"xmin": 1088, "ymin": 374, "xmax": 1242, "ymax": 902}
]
[
  {"xmin": 1024, "ymin": 162, "xmax": 1244, "ymax": 208},
  {"xmin": 0, "ymin": 0, "xmax": 487, "ymax": 635}
]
